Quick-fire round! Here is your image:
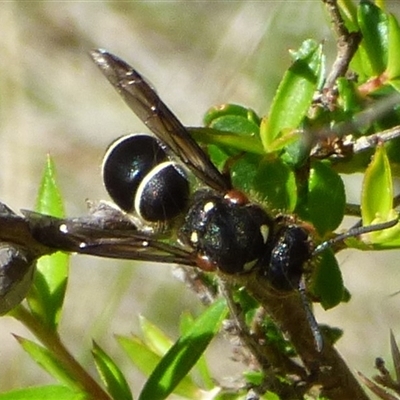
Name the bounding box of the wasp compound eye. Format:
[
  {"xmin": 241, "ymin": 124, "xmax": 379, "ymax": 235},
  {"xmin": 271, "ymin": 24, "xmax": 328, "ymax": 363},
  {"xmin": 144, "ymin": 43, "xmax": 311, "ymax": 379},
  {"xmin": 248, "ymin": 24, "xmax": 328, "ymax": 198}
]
[{"xmin": 0, "ymin": 243, "xmax": 35, "ymax": 315}]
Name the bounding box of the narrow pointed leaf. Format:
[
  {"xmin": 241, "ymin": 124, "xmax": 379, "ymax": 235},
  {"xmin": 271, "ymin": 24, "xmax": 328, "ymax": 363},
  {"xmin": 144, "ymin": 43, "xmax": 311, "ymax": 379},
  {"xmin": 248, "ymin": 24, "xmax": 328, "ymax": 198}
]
[
  {"xmin": 261, "ymin": 40, "xmax": 323, "ymax": 151},
  {"xmin": 338, "ymin": 0, "xmax": 358, "ymax": 31},
  {"xmin": 27, "ymin": 156, "xmax": 69, "ymax": 330},
  {"xmin": 139, "ymin": 315, "xmax": 173, "ymax": 356},
  {"xmin": 188, "ymin": 127, "xmax": 264, "ymax": 155},
  {"xmin": 386, "ymin": 14, "xmax": 400, "ymax": 80},
  {"xmin": 358, "ymin": 1, "xmax": 389, "ymax": 76},
  {"xmin": 35, "ymin": 156, "xmax": 65, "ymax": 217},
  {"xmin": 139, "ymin": 299, "xmax": 228, "ymax": 400},
  {"xmin": 92, "ymin": 341, "xmax": 132, "ymax": 400},
  {"xmin": 118, "ymin": 335, "xmax": 161, "ymax": 376},
  {"xmin": 362, "ymin": 144, "xmax": 393, "ymax": 226},
  {"xmin": 15, "ymin": 335, "xmax": 80, "ymax": 391},
  {"xmin": 180, "ymin": 311, "xmax": 214, "ymax": 390},
  {"xmin": 117, "ymin": 335, "xmax": 199, "ymax": 399}
]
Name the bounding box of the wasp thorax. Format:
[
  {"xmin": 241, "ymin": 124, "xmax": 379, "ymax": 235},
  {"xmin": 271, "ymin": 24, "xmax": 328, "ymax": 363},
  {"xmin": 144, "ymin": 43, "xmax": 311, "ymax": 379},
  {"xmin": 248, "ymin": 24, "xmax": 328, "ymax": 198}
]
[
  {"xmin": 179, "ymin": 190, "xmax": 274, "ymax": 274},
  {"xmin": 102, "ymin": 133, "xmax": 190, "ymax": 222}
]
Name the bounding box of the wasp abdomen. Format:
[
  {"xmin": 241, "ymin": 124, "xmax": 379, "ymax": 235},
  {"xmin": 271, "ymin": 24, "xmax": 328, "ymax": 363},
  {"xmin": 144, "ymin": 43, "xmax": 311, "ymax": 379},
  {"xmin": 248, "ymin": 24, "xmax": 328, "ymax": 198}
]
[{"xmin": 102, "ymin": 133, "xmax": 190, "ymax": 222}]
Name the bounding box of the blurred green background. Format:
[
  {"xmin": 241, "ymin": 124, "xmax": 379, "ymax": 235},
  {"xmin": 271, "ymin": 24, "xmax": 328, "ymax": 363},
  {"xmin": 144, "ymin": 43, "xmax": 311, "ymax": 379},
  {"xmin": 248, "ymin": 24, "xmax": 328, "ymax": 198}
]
[{"xmin": 1, "ymin": 1, "xmax": 400, "ymax": 397}]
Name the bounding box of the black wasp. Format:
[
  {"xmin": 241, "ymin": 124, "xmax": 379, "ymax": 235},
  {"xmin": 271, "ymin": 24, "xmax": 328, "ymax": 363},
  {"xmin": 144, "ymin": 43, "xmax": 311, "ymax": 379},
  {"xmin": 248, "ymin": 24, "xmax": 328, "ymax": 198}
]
[
  {"xmin": 92, "ymin": 49, "xmax": 310, "ymax": 280},
  {"xmin": 92, "ymin": 49, "xmax": 320, "ymax": 349},
  {"xmin": 4, "ymin": 50, "xmax": 395, "ymax": 350},
  {"xmin": 26, "ymin": 50, "xmax": 308, "ymax": 281}
]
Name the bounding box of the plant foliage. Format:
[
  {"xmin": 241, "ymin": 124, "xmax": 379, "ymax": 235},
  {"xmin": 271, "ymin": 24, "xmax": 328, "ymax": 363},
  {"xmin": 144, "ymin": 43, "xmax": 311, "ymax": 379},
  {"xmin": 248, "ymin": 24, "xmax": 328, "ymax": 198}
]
[{"xmin": 2, "ymin": 1, "xmax": 400, "ymax": 399}]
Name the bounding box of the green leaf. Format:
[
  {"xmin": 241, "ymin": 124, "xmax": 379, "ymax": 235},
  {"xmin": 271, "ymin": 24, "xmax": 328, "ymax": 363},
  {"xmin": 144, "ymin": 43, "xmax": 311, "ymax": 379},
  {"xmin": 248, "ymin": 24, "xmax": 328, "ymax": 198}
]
[
  {"xmin": 0, "ymin": 385, "xmax": 85, "ymax": 400},
  {"xmin": 179, "ymin": 311, "xmax": 214, "ymax": 390},
  {"xmin": 297, "ymin": 161, "xmax": 345, "ymax": 236},
  {"xmin": 118, "ymin": 336, "xmax": 165, "ymax": 378},
  {"xmin": 338, "ymin": 0, "xmax": 359, "ymax": 31},
  {"xmin": 337, "ymin": 78, "xmax": 363, "ymax": 113},
  {"xmin": 260, "ymin": 119, "xmax": 303, "ymax": 155},
  {"xmin": 358, "ymin": 146, "xmax": 400, "ymax": 247},
  {"xmin": 230, "ymin": 153, "xmax": 262, "ymax": 194},
  {"xmin": 261, "ymin": 39, "xmax": 323, "ymax": 152},
  {"xmin": 92, "ymin": 341, "xmax": 132, "ymax": 400},
  {"xmin": 207, "ymin": 115, "xmax": 259, "ymax": 136},
  {"xmin": 252, "ymin": 157, "xmax": 297, "ymax": 213},
  {"xmin": 195, "ymin": 104, "xmax": 263, "ymax": 160},
  {"xmin": 138, "ymin": 299, "xmax": 228, "ymax": 400},
  {"xmin": 27, "ymin": 156, "xmax": 69, "ymax": 331},
  {"xmin": 388, "ymin": 78, "xmax": 400, "ymax": 92},
  {"xmin": 243, "ymin": 370, "xmax": 264, "ymax": 386},
  {"xmin": 203, "ymin": 103, "xmax": 260, "ymax": 127},
  {"xmin": 35, "ymin": 156, "xmax": 65, "ymax": 217},
  {"xmin": 15, "ymin": 335, "xmax": 80, "ymax": 391},
  {"xmin": 280, "ymin": 132, "xmax": 311, "ymax": 168},
  {"xmin": 117, "ymin": 335, "xmax": 199, "ymax": 399},
  {"xmin": 139, "ymin": 315, "xmax": 173, "ymax": 356},
  {"xmin": 386, "ymin": 14, "xmax": 400, "ymax": 81},
  {"xmin": 27, "ymin": 252, "xmax": 69, "ymax": 331},
  {"xmin": 189, "ymin": 127, "xmax": 264, "ymax": 155},
  {"xmin": 357, "ymin": 1, "xmax": 389, "ymax": 76},
  {"xmin": 179, "ymin": 311, "xmax": 194, "ymax": 335},
  {"xmin": 310, "ymin": 249, "xmax": 344, "ymax": 310},
  {"xmin": 233, "ymin": 287, "xmax": 259, "ymax": 320},
  {"xmin": 362, "ymin": 144, "xmax": 393, "ymax": 225}
]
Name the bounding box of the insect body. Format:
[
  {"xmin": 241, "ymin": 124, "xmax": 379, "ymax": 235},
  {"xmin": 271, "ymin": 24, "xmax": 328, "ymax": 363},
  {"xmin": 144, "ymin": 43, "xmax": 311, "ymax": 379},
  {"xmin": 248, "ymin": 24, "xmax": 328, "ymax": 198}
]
[
  {"xmin": 93, "ymin": 49, "xmax": 310, "ymax": 284},
  {"xmin": 103, "ymin": 130, "xmax": 287, "ymax": 275}
]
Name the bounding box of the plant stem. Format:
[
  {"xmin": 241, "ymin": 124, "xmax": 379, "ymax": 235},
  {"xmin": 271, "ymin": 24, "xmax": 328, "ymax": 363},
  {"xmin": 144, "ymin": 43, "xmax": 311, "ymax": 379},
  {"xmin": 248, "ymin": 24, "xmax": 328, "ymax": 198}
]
[
  {"xmin": 322, "ymin": 0, "xmax": 362, "ymax": 91},
  {"xmin": 240, "ymin": 272, "xmax": 370, "ymax": 400},
  {"xmin": 12, "ymin": 305, "xmax": 112, "ymax": 400}
]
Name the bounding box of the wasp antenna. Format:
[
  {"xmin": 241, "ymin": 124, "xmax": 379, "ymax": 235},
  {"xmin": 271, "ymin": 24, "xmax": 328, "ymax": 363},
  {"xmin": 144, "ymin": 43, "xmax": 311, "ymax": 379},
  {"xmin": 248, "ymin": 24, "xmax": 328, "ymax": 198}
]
[{"xmin": 313, "ymin": 218, "xmax": 398, "ymax": 256}]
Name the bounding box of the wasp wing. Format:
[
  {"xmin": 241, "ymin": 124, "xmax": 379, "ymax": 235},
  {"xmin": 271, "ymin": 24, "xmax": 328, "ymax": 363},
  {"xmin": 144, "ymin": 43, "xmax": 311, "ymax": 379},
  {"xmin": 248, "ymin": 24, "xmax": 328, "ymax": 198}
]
[
  {"xmin": 0, "ymin": 203, "xmax": 53, "ymax": 258},
  {"xmin": 90, "ymin": 49, "xmax": 230, "ymax": 193},
  {"xmin": 23, "ymin": 210, "xmax": 197, "ymax": 266}
]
